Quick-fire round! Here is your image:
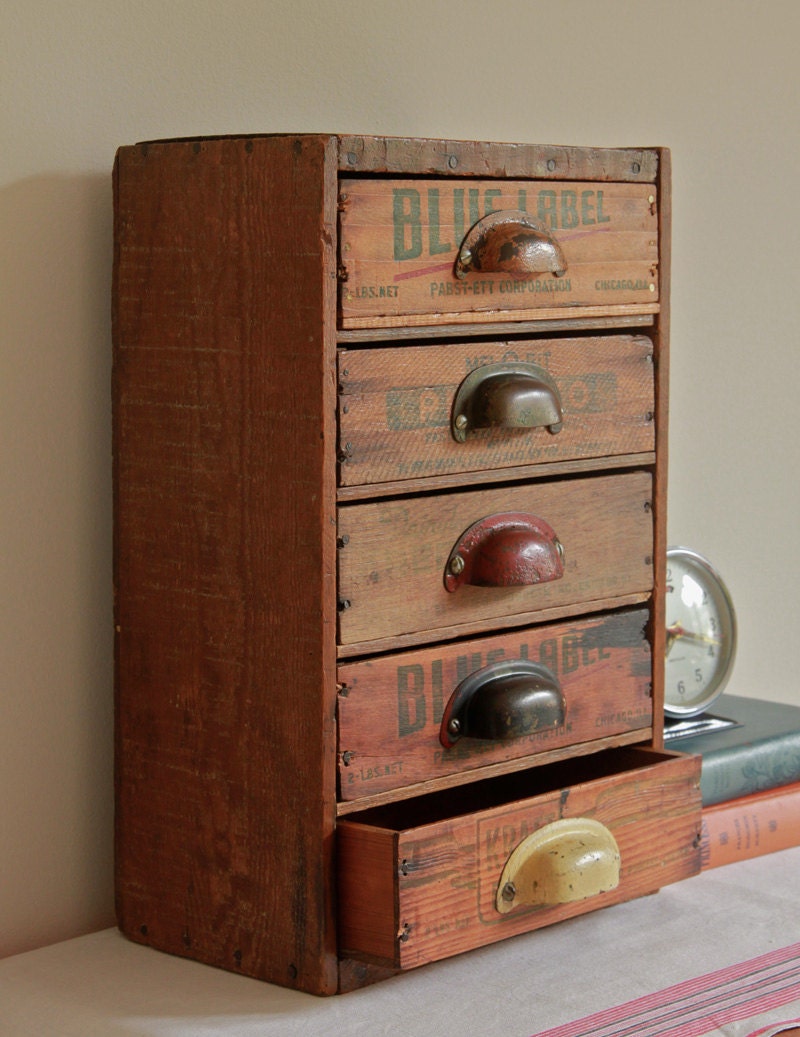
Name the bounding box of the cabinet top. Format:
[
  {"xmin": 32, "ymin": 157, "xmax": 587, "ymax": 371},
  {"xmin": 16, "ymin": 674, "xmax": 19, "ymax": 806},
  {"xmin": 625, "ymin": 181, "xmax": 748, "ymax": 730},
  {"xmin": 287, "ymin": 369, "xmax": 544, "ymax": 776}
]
[{"xmin": 125, "ymin": 133, "xmax": 662, "ymax": 182}]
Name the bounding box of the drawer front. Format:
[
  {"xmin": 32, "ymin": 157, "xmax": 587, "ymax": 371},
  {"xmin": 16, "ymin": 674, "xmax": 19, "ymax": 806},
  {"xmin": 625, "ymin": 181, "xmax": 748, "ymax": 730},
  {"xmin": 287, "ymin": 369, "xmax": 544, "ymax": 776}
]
[
  {"xmin": 338, "ymin": 335, "xmax": 655, "ymax": 487},
  {"xmin": 337, "ymin": 470, "xmax": 653, "ymax": 651},
  {"xmin": 337, "ymin": 608, "xmax": 652, "ymax": 801},
  {"xmin": 337, "ymin": 750, "xmax": 701, "ymax": 969},
  {"xmin": 339, "ymin": 178, "xmax": 659, "ymax": 328}
]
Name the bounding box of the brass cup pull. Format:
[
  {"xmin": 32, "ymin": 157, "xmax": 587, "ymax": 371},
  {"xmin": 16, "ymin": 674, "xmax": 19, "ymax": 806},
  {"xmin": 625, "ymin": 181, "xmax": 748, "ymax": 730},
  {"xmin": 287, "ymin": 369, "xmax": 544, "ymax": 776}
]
[
  {"xmin": 496, "ymin": 818, "xmax": 621, "ymax": 914},
  {"xmin": 439, "ymin": 659, "xmax": 564, "ymax": 748},
  {"xmin": 455, "ymin": 209, "xmax": 568, "ymax": 280},
  {"xmin": 451, "ymin": 361, "xmax": 563, "ymax": 443},
  {"xmin": 444, "ymin": 512, "xmax": 565, "ymax": 592}
]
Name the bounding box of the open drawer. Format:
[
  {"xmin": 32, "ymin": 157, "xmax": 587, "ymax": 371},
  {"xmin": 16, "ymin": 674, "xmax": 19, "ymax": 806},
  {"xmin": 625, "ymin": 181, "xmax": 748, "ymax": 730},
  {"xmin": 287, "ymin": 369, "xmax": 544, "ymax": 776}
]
[{"xmin": 337, "ymin": 748, "xmax": 701, "ymax": 970}]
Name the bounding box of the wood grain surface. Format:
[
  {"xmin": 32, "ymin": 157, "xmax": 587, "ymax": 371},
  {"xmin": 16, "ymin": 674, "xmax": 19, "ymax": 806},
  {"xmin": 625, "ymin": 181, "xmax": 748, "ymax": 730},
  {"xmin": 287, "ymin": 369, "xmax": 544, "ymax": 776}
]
[{"xmin": 114, "ymin": 135, "xmax": 341, "ymax": 994}]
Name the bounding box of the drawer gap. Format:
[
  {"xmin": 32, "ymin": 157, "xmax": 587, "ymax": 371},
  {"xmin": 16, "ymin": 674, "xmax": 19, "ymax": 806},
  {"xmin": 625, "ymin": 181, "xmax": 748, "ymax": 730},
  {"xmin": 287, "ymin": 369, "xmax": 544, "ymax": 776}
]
[
  {"xmin": 340, "ymin": 747, "xmax": 681, "ymax": 831},
  {"xmin": 337, "ymin": 592, "xmax": 652, "ymax": 660},
  {"xmin": 336, "ymin": 729, "xmax": 654, "ymax": 817},
  {"xmin": 336, "ymin": 600, "xmax": 652, "ymax": 665},
  {"xmin": 340, "ymin": 305, "xmax": 660, "ymax": 333},
  {"xmin": 337, "ymin": 313, "xmax": 656, "ymax": 345},
  {"xmin": 337, "ymin": 462, "xmax": 654, "ymax": 510},
  {"xmin": 337, "ymin": 454, "xmax": 655, "ymax": 503}
]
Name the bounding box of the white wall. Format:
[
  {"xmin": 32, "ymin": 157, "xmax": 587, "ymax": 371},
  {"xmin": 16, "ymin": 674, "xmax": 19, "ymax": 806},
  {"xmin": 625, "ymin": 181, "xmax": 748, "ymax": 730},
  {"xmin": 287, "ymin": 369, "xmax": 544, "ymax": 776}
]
[{"xmin": 2, "ymin": 0, "xmax": 798, "ymax": 959}]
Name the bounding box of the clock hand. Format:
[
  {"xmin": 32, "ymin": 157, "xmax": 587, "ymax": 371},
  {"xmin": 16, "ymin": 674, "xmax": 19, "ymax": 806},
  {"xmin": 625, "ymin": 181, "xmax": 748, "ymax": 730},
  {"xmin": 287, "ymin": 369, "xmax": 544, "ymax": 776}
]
[{"xmin": 666, "ymin": 622, "xmax": 722, "ymax": 652}]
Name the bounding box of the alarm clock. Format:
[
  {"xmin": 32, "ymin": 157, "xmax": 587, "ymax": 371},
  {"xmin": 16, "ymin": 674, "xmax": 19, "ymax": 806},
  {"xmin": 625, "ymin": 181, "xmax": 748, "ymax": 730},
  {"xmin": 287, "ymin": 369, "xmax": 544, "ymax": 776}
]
[{"xmin": 664, "ymin": 546, "xmax": 737, "ymax": 718}]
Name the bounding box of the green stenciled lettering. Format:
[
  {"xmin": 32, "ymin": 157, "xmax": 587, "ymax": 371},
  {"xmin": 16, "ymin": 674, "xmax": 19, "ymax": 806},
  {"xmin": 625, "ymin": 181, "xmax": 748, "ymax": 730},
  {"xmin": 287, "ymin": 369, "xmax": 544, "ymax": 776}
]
[
  {"xmin": 517, "ymin": 188, "xmax": 528, "ymax": 213},
  {"xmin": 453, "ymin": 188, "xmax": 465, "ymax": 243},
  {"xmin": 539, "ymin": 637, "xmax": 558, "ymax": 674},
  {"xmin": 484, "ymin": 826, "xmax": 503, "ymax": 861},
  {"xmin": 468, "ymin": 188, "xmax": 480, "ymax": 227},
  {"xmin": 596, "ymin": 189, "xmax": 610, "ymax": 223},
  {"xmin": 561, "ymin": 190, "xmax": 579, "ymax": 229},
  {"xmin": 393, "ymin": 188, "xmax": 422, "ymax": 260},
  {"xmin": 581, "ymin": 190, "xmax": 595, "ymax": 225},
  {"xmin": 537, "ymin": 190, "xmax": 558, "ymax": 229},
  {"xmin": 427, "ymin": 188, "xmax": 452, "ymax": 255},
  {"xmin": 465, "ymin": 354, "xmax": 494, "ymax": 371},
  {"xmin": 431, "ymin": 659, "xmax": 444, "ymax": 724},
  {"xmin": 397, "ymin": 664, "xmax": 426, "ymax": 736},
  {"xmin": 484, "ymin": 189, "xmax": 501, "ymax": 216},
  {"xmin": 561, "ymin": 635, "xmax": 581, "ymax": 675},
  {"xmin": 456, "ymin": 653, "xmax": 484, "ymax": 683}
]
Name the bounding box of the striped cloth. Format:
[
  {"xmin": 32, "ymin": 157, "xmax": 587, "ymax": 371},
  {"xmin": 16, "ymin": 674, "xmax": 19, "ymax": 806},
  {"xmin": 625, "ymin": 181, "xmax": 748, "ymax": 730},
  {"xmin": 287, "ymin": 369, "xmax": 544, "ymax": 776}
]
[{"xmin": 531, "ymin": 942, "xmax": 800, "ymax": 1037}]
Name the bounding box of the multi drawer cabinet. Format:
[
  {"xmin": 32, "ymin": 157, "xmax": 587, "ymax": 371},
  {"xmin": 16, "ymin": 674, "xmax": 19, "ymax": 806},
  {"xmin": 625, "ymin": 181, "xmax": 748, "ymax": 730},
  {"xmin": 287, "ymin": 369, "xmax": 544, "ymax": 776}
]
[{"xmin": 113, "ymin": 134, "xmax": 702, "ymax": 995}]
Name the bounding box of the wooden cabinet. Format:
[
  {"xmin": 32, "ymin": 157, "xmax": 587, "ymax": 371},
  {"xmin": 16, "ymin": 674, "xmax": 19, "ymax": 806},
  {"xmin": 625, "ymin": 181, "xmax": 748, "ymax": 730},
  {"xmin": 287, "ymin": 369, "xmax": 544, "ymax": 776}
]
[{"xmin": 113, "ymin": 134, "xmax": 701, "ymax": 996}]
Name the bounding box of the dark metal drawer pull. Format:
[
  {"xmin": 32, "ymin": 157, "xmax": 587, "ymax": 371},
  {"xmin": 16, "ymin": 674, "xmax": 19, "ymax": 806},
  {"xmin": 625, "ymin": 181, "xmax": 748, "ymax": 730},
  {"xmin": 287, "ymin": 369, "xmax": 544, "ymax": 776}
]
[
  {"xmin": 439, "ymin": 659, "xmax": 565, "ymax": 748},
  {"xmin": 451, "ymin": 361, "xmax": 563, "ymax": 442}
]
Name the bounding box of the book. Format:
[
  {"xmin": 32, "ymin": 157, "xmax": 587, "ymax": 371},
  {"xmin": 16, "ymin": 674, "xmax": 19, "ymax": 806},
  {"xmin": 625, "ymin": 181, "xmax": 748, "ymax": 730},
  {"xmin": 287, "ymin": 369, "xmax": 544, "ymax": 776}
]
[
  {"xmin": 667, "ymin": 695, "xmax": 800, "ymax": 806},
  {"xmin": 700, "ymin": 780, "xmax": 800, "ymax": 869}
]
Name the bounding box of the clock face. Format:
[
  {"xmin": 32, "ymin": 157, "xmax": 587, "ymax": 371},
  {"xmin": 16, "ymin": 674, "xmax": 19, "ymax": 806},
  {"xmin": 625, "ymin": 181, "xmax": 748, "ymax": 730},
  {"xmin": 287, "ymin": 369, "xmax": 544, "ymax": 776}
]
[{"xmin": 664, "ymin": 547, "xmax": 737, "ymax": 718}]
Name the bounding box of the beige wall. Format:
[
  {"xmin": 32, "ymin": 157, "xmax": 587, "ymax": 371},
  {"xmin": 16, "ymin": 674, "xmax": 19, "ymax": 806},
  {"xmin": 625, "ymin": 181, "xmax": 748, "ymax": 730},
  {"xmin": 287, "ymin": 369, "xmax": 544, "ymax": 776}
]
[{"xmin": 2, "ymin": 0, "xmax": 798, "ymax": 958}]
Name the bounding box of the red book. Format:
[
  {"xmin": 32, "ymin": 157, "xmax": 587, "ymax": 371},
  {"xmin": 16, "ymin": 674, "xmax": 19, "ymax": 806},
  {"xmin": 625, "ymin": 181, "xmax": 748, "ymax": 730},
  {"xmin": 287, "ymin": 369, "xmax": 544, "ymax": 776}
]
[{"xmin": 701, "ymin": 780, "xmax": 800, "ymax": 869}]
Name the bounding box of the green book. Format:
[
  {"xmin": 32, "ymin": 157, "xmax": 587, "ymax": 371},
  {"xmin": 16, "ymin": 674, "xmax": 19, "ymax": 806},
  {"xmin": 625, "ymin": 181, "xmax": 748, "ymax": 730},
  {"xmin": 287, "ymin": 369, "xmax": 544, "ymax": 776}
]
[{"xmin": 667, "ymin": 695, "xmax": 800, "ymax": 806}]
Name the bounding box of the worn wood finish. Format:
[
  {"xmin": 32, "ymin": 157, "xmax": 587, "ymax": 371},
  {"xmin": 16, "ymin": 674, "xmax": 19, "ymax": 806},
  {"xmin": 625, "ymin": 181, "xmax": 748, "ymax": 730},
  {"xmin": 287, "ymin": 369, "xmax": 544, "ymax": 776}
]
[
  {"xmin": 337, "ymin": 749, "xmax": 701, "ymax": 969},
  {"xmin": 337, "ymin": 608, "xmax": 652, "ymax": 801},
  {"xmin": 338, "ymin": 136, "xmax": 659, "ymax": 182},
  {"xmin": 113, "ymin": 135, "xmax": 340, "ymax": 994},
  {"xmin": 338, "ymin": 335, "xmax": 654, "ymax": 487},
  {"xmin": 337, "ymin": 471, "xmax": 653, "ymax": 649},
  {"xmin": 339, "ymin": 178, "xmax": 659, "ymax": 327}
]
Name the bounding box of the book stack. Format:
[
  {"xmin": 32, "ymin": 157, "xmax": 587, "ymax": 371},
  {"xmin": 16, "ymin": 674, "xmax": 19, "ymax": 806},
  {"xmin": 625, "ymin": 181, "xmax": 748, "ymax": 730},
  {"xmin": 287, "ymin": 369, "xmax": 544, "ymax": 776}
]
[{"xmin": 666, "ymin": 695, "xmax": 800, "ymax": 870}]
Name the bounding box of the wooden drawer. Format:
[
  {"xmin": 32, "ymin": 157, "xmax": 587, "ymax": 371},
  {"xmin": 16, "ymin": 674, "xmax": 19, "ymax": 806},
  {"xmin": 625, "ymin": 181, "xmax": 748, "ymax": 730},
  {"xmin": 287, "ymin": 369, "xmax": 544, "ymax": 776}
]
[
  {"xmin": 337, "ymin": 470, "xmax": 653, "ymax": 652},
  {"xmin": 338, "ymin": 748, "xmax": 701, "ymax": 969},
  {"xmin": 337, "ymin": 608, "xmax": 652, "ymax": 803},
  {"xmin": 338, "ymin": 335, "xmax": 654, "ymax": 488},
  {"xmin": 339, "ymin": 178, "xmax": 659, "ymax": 329}
]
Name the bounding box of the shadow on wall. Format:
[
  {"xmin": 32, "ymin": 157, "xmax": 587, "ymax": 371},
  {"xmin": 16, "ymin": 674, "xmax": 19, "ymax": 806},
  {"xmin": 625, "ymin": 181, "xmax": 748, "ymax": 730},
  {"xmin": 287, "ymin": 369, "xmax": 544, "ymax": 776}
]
[{"xmin": 1, "ymin": 172, "xmax": 116, "ymax": 957}]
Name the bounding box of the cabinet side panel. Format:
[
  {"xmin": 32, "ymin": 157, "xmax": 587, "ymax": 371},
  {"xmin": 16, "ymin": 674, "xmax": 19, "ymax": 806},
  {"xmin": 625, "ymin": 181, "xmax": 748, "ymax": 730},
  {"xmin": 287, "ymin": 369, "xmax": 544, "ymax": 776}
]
[{"xmin": 113, "ymin": 135, "xmax": 339, "ymax": 993}]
